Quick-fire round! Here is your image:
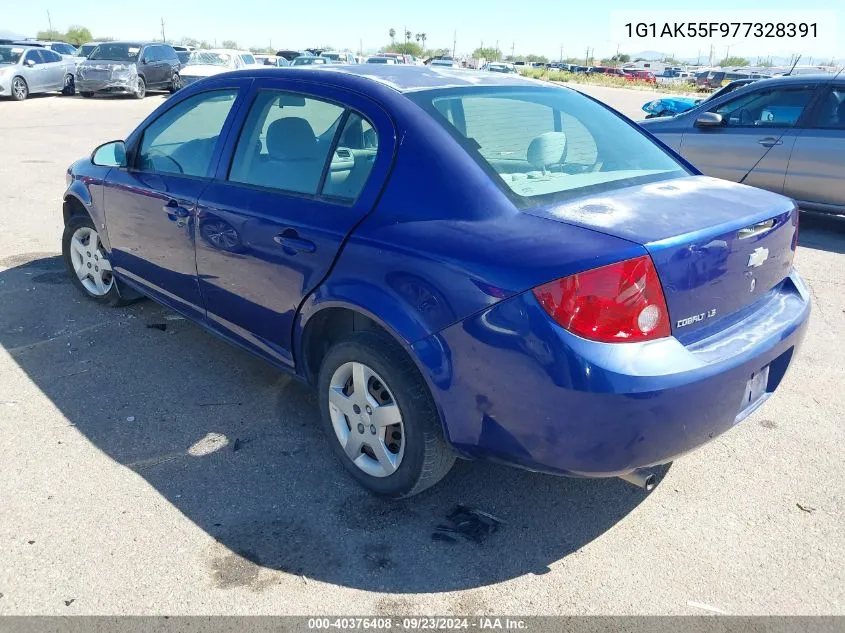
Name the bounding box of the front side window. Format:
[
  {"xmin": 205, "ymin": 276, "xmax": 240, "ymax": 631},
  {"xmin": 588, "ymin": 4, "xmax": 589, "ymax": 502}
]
[
  {"xmin": 410, "ymin": 87, "xmax": 686, "ymax": 206},
  {"xmin": 43, "ymin": 50, "xmax": 62, "ymax": 63},
  {"xmin": 712, "ymin": 87, "xmax": 815, "ymax": 127},
  {"xmin": 228, "ymin": 91, "xmax": 345, "ymax": 195},
  {"xmin": 24, "ymin": 50, "xmax": 43, "ymax": 65},
  {"xmin": 136, "ymin": 90, "xmax": 238, "ymax": 177}
]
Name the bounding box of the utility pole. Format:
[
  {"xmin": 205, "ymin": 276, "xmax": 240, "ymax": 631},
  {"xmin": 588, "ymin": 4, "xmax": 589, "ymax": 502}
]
[
  {"xmin": 725, "ymin": 45, "xmax": 730, "ymax": 64},
  {"xmin": 511, "ymin": 41, "xmax": 515, "ymax": 60},
  {"xmin": 584, "ymin": 46, "xmax": 589, "ymax": 66},
  {"xmin": 47, "ymin": 10, "xmax": 53, "ymax": 33},
  {"xmin": 452, "ymin": 30, "xmax": 456, "ymax": 58},
  {"xmin": 160, "ymin": 17, "xmax": 166, "ymax": 43},
  {"xmin": 495, "ymin": 40, "xmax": 499, "ymax": 59},
  {"xmin": 708, "ymin": 42, "xmax": 714, "ymax": 66},
  {"xmin": 359, "ymin": 38, "xmax": 363, "ymax": 56},
  {"xmin": 560, "ymin": 44, "xmax": 563, "ymax": 62}
]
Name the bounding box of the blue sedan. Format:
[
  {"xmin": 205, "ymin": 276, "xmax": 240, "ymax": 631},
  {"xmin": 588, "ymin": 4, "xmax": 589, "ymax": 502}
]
[{"xmin": 61, "ymin": 66, "xmax": 810, "ymax": 497}]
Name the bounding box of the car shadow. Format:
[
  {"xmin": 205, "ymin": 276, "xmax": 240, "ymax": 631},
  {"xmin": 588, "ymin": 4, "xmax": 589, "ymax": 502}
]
[
  {"xmin": 798, "ymin": 211, "xmax": 845, "ymax": 255},
  {"xmin": 0, "ymin": 253, "xmax": 664, "ymax": 593}
]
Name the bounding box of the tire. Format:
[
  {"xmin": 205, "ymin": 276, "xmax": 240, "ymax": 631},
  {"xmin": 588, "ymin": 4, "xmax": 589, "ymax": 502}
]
[
  {"xmin": 61, "ymin": 73, "xmax": 76, "ymax": 96},
  {"xmin": 133, "ymin": 76, "xmax": 146, "ymax": 99},
  {"xmin": 169, "ymin": 73, "xmax": 182, "ymax": 93},
  {"xmin": 11, "ymin": 76, "xmax": 28, "ymax": 101},
  {"xmin": 318, "ymin": 331, "xmax": 456, "ymax": 498},
  {"xmin": 62, "ymin": 214, "xmax": 129, "ymax": 307},
  {"xmin": 80, "ymin": 91, "xmax": 94, "ymax": 98}
]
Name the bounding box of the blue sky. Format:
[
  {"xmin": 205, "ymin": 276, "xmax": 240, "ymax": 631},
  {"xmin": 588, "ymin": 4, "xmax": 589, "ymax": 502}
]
[{"xmin": 10, "ymin": 0, "xmax": 844, "ymax": 61}]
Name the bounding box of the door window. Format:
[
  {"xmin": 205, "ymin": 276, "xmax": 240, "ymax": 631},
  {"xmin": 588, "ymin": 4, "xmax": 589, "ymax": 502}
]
[
  {"xmin": 135, "ymin": 89, "xmax": 238, "ymax": 177},
  {"xmin": 42, "ymin": 50, "xmax": 62, "ymax": 63},
  {"xmin": 712, "ymin": 87, "xmax": 815, "ymax": 127},
  {"xmin": 23, "ymin": 50, "xmax": 43, "ymax": 65},
  {"xmin": 805, "ymin": 87, "xmax": 845, "ymax": 129},
  {"xmin": 322, "ymin": 113, "xmax": 379, "ymax": 201},
  {"xmin": 144, "ymin": 46, "xmax": 160, "ymax": 62},
  {"xmin": 228, "ymin": 90, "xmax": 345, "ymax": 196}
]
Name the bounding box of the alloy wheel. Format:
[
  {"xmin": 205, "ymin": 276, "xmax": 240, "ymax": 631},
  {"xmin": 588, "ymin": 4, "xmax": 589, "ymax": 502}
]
[
  {"xmin": 12, "ymin": 77, "xmax": 27, "ymax": 100},
  {"xmin": 68, "ymin": 226, "xmax": 114, "ymax": 296},
  {"xmin": 328, "ymin": 361, "xmax": 405, "ymax": 478}
]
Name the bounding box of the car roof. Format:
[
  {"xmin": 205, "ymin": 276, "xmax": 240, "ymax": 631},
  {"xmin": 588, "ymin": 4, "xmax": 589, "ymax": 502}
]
[
  {"xmin": 742, "ymin": 73, "xmax": 840, "ymax": 87},
  {"xmin": 221, "ymin": 64, "xmax": 548, "ymax": 93}
]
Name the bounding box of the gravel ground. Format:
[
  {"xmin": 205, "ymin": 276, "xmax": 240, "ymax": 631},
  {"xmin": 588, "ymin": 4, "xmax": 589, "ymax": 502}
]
[{"xmin": 0, "ymin": 85, "xmax": 843, "ymax": 616}]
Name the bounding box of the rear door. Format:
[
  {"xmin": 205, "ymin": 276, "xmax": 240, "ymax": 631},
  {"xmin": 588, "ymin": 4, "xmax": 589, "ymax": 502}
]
[
  {"xmin": 194, "ymin": 78, "xmax": 394, "ymax": 368},
  {"xmin": 103, "ymin": 82, "xmax": 247, "ymax": 318},
  {"xmin": 141, "ymin": 45, "xmax": 164, "ymax": 87},
  {"xmin": 40, "ymin": 49, "xmax": 65, "ymax": 89},
  {"xmin": 680, "ymin": 84, "xmax": 817, "ymax": 193},
  {"xmin": 783, "ymin": 83, "xmax": 845, "ymax": 212}
]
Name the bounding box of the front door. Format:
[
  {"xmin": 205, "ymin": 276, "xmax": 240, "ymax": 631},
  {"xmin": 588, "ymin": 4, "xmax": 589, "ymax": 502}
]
[
  {"xmin": 103, "ymin": 86, "xmax": 244, "ymax": 318},
  {"xmin": 22, "ymin": 49, "xmax": 46, "ymax": 91},
  {"xmin": 194, "ymin": 79, "xmax": 393, "ymax": 367},
  {"xmin": 680, "ymin": 84, "xmax": 817, "ymax": 192}
]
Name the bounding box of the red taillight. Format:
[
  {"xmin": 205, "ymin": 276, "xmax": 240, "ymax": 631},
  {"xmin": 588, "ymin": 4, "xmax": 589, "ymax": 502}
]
[{"xmin": 532, "ymin": 255, "xmax": 671, "ymax": 343}]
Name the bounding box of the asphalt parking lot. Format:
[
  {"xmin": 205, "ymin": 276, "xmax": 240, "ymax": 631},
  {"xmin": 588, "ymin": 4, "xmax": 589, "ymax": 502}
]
[{"xmin": 0, "ymin": 85, "xmax": 843, "ymax": 616}]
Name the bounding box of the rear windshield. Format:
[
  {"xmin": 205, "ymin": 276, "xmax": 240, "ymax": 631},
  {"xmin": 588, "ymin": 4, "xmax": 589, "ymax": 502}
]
[
  {"xmin": 409, "ymin": 87, "xmax": 687, "ymax": 207},
  {"xmin": 89, "ymin": 43, "xmax": 141, "ymax": 62}
]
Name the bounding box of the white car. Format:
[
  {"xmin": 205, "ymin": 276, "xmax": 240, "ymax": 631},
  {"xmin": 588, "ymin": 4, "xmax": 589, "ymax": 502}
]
[{"xmin": 179, "ymin": 49, "xmax": 261, "ymax": 87}]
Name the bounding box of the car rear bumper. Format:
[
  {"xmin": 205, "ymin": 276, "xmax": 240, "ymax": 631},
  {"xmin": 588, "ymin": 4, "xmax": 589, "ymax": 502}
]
[{"xmin": 413, "ymin": 270, "xmax": 810, "ymax": 477}]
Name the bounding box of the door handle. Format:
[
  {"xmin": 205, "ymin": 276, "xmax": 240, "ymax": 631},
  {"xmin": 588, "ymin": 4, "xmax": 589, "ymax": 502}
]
[
  {"xmin": 757, "ymin": 137, "xmax": 783, "ymax": 148},
  {"xmin": 273, "ymin": 229, "xmax": 316, "ymax": 255},
  {"xmin": 163, "ymin": 200, "xmax": 191, "ymax": 227}
]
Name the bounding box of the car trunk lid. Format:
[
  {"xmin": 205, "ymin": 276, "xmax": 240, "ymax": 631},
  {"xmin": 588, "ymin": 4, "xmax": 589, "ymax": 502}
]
[{"xmin": 525, "ymin": 176, "xmax": 799, "ymax": 341}]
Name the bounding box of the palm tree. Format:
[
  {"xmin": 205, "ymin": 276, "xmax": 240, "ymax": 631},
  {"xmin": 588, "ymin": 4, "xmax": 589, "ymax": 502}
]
[
  {"xmin": 420, "ymin": 33, "xmax": 427, "ymax": 50},
  {"xmin": 415, "ymin": 33, "xmax": 421, "ymax": 44},
  {"xmin": 389, "ymin": 28, "xmax": 396, "ymax": 45},
  {"xmin": 405, "ymin": 30, "xmax": 412, "ymax": 44}
]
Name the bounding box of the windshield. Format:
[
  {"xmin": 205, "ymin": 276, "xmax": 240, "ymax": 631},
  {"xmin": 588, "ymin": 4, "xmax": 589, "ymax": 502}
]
[
  {"xmin": 187, "ymin": 52, "xmax": 233, "ymax": 67},
  {"xmin": 0, "ymin": 46, "xmax": 24, "ymax": 64},
  {"xmin": 89, "ymin": 43, "xmax": 141, "ymax": 62},
  {"xmin": 410, "ymin": 87, "xmax": 687, "ymax": 207},
  {"xmin": 51, "ymin": 43, "xmax": 77, "ymax": 55}
]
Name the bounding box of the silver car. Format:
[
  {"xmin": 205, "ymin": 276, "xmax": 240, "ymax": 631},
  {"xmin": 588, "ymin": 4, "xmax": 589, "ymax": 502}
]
[
  {"xmin": 641, "ymin": 74, "xmax": 845, "ymax": 215},
  {"xmin": 0, "ymin": 44, "xmax": 77, "ymax": 100}
]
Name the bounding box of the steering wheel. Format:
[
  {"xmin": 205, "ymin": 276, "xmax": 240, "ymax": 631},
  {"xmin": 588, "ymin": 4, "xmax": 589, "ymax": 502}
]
[{"xmin": 146, "ymin": 150, "xmax": 184, "ymax": 174}]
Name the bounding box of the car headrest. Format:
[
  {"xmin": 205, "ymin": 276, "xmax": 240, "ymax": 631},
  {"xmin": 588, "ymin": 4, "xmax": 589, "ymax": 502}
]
[
  {"xmin": 266, "ymin": 117, "xmax": 317, "ymax": 159},
  {"xmin": 527, "ymin": 132, "xmax": 567, "ymax": 170}
]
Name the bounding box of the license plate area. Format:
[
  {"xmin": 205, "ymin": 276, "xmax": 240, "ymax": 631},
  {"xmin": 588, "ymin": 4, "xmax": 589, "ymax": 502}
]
[{"xmin": 742, "ymin": 365, "xmax": 770, "ymax": 411}]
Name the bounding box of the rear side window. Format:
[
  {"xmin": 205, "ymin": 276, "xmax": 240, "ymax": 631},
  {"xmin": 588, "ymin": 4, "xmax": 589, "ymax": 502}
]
[
  {"xmin": 161, "ymin": 46, "xmax": 178, "ymax": 61},
  {"xmin": 805, "ymin": 87, "xmax": 845, "ymax": 129},
  {"xmin": 135, "ymin": 90, "xmax": 238, "ymax": 177},
  {"xmin": 410, "ymin": 87, "xmax": 685, "ymax": 206},
  {"xmin": 228, "ymin": 91, "xmax": 345, "ymax": 196}
]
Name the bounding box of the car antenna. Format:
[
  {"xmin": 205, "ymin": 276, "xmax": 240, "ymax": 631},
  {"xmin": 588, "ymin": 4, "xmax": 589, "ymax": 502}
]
[{"xmin": 783, "ymin": 54, "xmax": 802, "ymax": 76}]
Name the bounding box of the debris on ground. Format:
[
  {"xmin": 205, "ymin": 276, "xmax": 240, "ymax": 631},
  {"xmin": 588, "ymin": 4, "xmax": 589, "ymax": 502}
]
[
  {"xmin": 125, "ymin": 416, "xmax": 136, "ymax": 423},
  {"xmin": 432, "ymin": 505, "xmax": 503, "ymax": 544},
  {"xmin": 27, "ymin": 540, "xmax": 34, "ymax": 545},
  {"xmin": 146, "ymin": 323, "xmax": 167, "ymax": 331},
  {"xmin": 64, "ymin": 599, "xmax": 75, "ymax": 607},
  {"xmin": 687, "ymin": 600, "xmax": 728, "ymax": 614},
  {"xmin": 796, "ymin": 503, "xmax": 816, "ymax": 513}
]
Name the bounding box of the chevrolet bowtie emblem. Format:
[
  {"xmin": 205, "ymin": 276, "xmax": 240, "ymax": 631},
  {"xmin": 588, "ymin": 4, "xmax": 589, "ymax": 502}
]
[{"xmin": 747, "ymin": 247, "xmax": 769, "ymax": 268}]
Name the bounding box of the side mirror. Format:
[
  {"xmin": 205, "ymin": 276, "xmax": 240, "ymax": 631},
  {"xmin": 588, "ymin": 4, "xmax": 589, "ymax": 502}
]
[
  {"xmin": 91, "ymin": 140, "xmax": 127, "ymax": 168},
  {"xmin": 24, "ymin": 59, "xmax": 36, "ymax": 68},
  {"xmin": 694, "ymin": 112, "xmax": 724, "ymax": 128}
]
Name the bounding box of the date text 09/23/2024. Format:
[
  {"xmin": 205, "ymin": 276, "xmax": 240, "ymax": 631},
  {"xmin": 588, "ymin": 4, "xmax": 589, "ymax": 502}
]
[{"xmin": 307, "ymin": 618, "xmax": 528, "ymax": 630}]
